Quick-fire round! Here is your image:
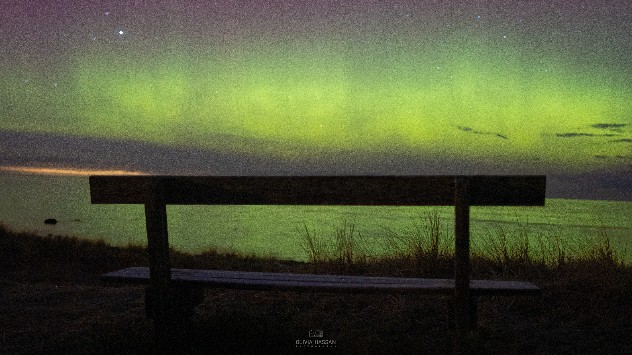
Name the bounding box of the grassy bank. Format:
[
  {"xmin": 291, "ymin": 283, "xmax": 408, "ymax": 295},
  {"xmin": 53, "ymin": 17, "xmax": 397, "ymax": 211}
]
[{"xmin": 1, "ymin": 222, "xmax": 632, "ymax": 354}]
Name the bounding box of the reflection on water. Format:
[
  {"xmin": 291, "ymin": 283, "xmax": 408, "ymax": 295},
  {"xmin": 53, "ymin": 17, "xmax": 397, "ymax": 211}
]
[{"xmin": 1, "ymin": 173, "xmax": 631, "ymax": 261}]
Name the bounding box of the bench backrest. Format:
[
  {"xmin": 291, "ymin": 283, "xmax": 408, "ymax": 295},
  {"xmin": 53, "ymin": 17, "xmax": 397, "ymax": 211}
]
[{"xmin": 89, "ymin": 175, "xmax": 546, "ymax": 206}]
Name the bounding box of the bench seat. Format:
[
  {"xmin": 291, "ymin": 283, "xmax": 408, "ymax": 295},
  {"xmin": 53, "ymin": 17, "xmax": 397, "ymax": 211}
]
[{"xmin": 102, "ymin": 267, "xmax": 540, "ymax": 296}]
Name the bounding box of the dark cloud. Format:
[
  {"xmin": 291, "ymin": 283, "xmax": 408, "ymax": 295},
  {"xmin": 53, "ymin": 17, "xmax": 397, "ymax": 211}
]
[
  {"xmin": 594, "ymin": 155, "xmax": 630, "ymax": 161},
  {"xmin": 555, "ymin": 132, "xmax": 617, "ymax": 138},
  {"xmin": 591, "ymin": 123, "xmax": 628, "ymax": 131},
  {"xmin": 0, "ymin": 130, "xmax": 303, "ymax": 175},
  {"xmin": 3, "ymin": 130, "xmax": 632, "ymax": 201},
  {"xmin": 456, "ymin": 126, "xmax": 508, "ymax": 140},
  {"xmin": 548, "ymin": 170, "xmax": 632, "ymax": 201},
  {"xmin": 557, "ymin": 124, "xmax": 629, "ymax": 138},
  {"xmin": 0, "ymin": 130, "xmax": 519, "ymax": 176}
]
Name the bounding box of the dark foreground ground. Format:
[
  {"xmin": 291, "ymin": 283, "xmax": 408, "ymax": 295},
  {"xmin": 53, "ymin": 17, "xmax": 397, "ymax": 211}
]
[{"xmin": 1, "ymin": 224, "xmax": 632, "ymax": 354}]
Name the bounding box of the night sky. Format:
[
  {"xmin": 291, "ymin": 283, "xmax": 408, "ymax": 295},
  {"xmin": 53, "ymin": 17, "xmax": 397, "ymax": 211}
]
[{"xmin": 1, "ymin": 1, "xmax": 631, "ymax": 199}]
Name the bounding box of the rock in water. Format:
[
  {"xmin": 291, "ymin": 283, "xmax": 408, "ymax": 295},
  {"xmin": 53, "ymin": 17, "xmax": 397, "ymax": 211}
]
[{"xmin": 44, "ymin": 218, "xmax": 58, "ymax": 225}]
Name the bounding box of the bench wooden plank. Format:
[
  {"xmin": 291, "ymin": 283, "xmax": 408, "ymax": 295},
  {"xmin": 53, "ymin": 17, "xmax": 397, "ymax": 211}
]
[
  {"xmin": 101, "ymin": 267, "xmax": 541, "ymax": 296},
  {"xmin": 89, "ymin": 175, "xmax": 546, "ymax": 206}
]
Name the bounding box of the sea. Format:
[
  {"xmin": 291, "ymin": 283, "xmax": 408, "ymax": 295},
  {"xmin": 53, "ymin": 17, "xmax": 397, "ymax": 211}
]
[{"xmin": 1, "ymin": 173, "xmax": 631, "ymax": 262}]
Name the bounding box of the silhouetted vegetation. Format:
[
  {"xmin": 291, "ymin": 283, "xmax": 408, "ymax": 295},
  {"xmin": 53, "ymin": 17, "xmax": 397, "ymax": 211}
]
[{"xmin": 1, "ymin": 222, "xmax": 632, "ymax": 354}]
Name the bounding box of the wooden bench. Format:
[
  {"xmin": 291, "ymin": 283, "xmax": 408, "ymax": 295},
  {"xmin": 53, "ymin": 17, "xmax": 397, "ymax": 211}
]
[{"xmin": 90, "ymin": 175, "xmax": 546, "ymax": 351}]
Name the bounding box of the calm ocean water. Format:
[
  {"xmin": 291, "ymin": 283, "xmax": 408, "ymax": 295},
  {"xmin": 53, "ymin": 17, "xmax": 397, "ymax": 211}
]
[{"xmin": 1, "ymin": 173, "xmax": 631, "ymax": 262}]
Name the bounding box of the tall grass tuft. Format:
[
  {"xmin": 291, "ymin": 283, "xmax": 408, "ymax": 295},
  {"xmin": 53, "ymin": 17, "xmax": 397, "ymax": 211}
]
[
  {"xmin": 533, "ymin": 226, "xmax": 567, "ymax": 267},
  {"xmin": 378, "ymin": 212, "xmax": 454, "ymax": 276},
  {"xmin": 406, "ymin": 211, "xmax": 448, "ymax": 271},
  {"xmin": 300, "ymin": 221, "xmax": 367, "ymax": 271},
  {"xmin": 587, "ymin": 226, "xmax": 620, "ymax": 267},
  {"xmin": 300, "ymin": 224, "xmax": 328, "ymax": 264},
  {"xmin": 334, "ymin": 221, "xmax": 361, "ymax": 269}
]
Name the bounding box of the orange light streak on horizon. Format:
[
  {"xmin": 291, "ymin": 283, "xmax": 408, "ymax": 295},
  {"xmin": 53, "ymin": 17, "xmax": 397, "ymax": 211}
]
[{"xmin": 0, "ymin": 166, "xmax": 148, "ymax": 176}]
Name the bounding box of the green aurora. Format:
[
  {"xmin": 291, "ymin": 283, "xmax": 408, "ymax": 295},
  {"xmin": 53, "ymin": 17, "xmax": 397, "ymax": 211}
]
[{"xmin": 1, "ymin": 1, "xmax": 631, "ymax": 173}]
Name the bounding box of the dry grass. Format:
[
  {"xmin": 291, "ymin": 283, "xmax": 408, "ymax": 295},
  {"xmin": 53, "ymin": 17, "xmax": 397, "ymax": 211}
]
[{"xmin": 2, "ymin": 222, "xmax": 632, "ymax": 354}]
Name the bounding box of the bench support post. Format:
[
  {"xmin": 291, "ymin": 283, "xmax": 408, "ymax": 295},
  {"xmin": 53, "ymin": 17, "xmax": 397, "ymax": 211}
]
[
  {"xmin": 454, "ymin": 177, "xmax": 471, "ymax": 352},
  {"xmin": 144, "ymin": 182, "xmax": 172, "ymax": 353}
]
